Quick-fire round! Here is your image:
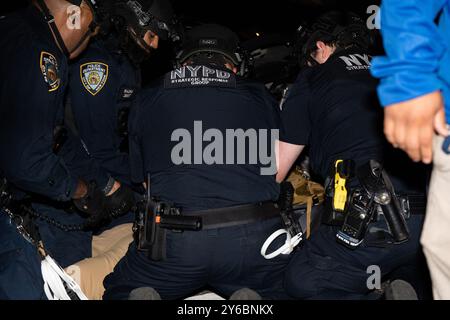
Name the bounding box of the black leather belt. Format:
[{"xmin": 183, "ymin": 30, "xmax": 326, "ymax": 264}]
[{"xmin": 184, "ymin": 202, "xmax": 280, "ymax": 230}]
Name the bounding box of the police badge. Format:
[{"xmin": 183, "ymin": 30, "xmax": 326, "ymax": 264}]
[
  {"xmin": 80, "ymin": 62, "xmax": 109, "ymax": 96},
  {"xmin": 40, "ymin": 51, "xmax": 60, "ymax": 92}
]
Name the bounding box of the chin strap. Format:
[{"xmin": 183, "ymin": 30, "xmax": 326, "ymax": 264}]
[
  {"xmin": 36, "ymin": 0, "xmax": 70, "ymax": 57},
  {"xmin": 70, "ymin": 20, "xmax": 98, "ymax": 55}
]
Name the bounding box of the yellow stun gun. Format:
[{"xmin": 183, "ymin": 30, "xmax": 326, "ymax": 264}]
[{"xmin": 333, "ymin": 160, "xmax": 347, "ymax": 212}]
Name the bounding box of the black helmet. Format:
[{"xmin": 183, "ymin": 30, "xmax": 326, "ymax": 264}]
[
  {"xmin": 90, "ymin": 0, "xmax": 178, "ymax": 64},
  {"xmin": 176, "ymin": 24, "xmax": 243, "ymax": 69},
  {"xmin": 79, "ymin": 1, "xmax": 177, "ymax": 42},
  {"xmin": 297, "ymin": 11, "xmax": 369, "ymax": 66},
  {"xmin": 110, "ymin": 0, "xmax": 176, "ymax": 41}
]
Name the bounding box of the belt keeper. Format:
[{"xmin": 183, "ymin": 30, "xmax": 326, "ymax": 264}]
[{"xmin": 399, "ymin": 196, "xmax": 411, "ymax": 220}]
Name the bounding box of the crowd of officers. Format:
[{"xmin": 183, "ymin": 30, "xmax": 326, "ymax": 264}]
[{"xmin": 0, "ymin": 0, "xmax": 431, "ymax": 300}]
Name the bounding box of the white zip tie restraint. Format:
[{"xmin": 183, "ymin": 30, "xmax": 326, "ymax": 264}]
[
  {"xmin": 41, "ymin": 255, "xmax": 88, "ymax": 300},
  {"xmin": 261, "ymin": 228, "xmax": 303, "ymax": 259},
  {"xmin": 1, "ymin": 204, "xmax": 88, "ymax": 300}
]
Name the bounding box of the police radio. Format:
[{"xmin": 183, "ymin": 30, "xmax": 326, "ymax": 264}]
[
  {"xmin": 134, "ymin": 176, "xmax": 202, "ymax": 261},
  {"xmin": 336, "ymin": 189, "xmax": 376, "ymax": 248}
]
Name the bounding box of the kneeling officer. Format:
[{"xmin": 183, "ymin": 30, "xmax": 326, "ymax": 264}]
[{"xmin": 103, "ymin": 24, "xmax": 291, "ymax": 300}]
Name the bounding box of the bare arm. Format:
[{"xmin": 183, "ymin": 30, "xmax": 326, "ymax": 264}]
[{"xmin": 276, "ymin": 140, "xmax": 305, "ymax": 183}]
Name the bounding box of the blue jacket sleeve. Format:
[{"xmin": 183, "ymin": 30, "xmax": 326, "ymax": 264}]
[
  {"xmin": 0, "ymin": 37, "xmax": 77, "ymax": 201},
  {"xmin": 371, "ymin": 0, "xmax": 448, "ymax": 106},
  {"xmin": 57, "ymin": 128, "xmax": 111, "ymax": 190}
]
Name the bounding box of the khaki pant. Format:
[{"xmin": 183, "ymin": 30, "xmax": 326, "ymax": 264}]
[
  {"xmin": 65, "ymin": 223, "xmax": 134, "ymax": 300},
  {"xmin": 421, "ymin": 135, "xmax": 450, "ymax": 299}
]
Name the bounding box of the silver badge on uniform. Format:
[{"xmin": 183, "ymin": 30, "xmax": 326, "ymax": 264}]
[{"xmin": 80, "ymin": 62, "xmax": 109, "ymax": 96}]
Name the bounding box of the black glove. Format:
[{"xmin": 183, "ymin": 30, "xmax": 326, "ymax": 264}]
[
  {"xmin": 73, "ymin": 181, "xmax": 111, "ymax": 230},
  {"xmin": 104, "ymin": 184, "xmax": 136, "ymax": 218},
  {"xmin": 73, "ymin": 181, "xmax": 106, "ymax": 214}
]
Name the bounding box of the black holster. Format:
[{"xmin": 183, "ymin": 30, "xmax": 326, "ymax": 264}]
[
  {"xmin": 357, "ymin": 160, "xmax": 410, "ymax": 244},
  {"xmin": 332, "ymin": 160, "xmax": 411, "ymax": 249},
  {"xmin": 134, "ymin": 197, "xmax": 201, "ymax": 261}
]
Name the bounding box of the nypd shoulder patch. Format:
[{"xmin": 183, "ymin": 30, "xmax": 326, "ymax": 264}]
[
  {"xmin": 164, "ymin": 65, "xmax": 236, "ymax": 89},
  {"xmin": 80, "ymin": 62, "xmax": 109, "ymax": 96},
  {"xmin": 40, "ymin": 51, "xmax": 60, "ymax": 92}
]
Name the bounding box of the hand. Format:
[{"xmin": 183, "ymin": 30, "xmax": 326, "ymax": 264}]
[
  {"xmin": 384, "ymin": 91, "xmax": 448, "ymax": 164},
  {"xmin": 73, "ymin": 179, "xmax": 88, "ymax": 199},
  {"xmin": 73, "ymin": 181, "xmax": 112, "ymax": 231},
  {"xmin": 73, "ymin": 181, "xmax": 105, "ymax": 215}
]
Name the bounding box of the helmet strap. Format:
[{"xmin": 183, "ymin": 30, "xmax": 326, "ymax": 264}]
[
  {"xmin": 36, "ymin": 0, "xmax": 97, "ymax": 58},
  {"xmin": 36, "ymin": 0, "xmax": 71, "ymax": 57}
]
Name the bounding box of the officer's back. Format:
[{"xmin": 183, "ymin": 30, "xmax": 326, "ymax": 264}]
[
  {"xmin": 104, "ymin": 25, "xmax": 290, "ymax": 301},
  {"xmin": 283, "ymin": 48, "xmax": 428, "ymax": 193},
  {"xmin": 131, "ymin": 63, "xmax": 280, "ymax": 210},
  {"xmin": 284, "ymin": 49, "xmax": 384, "ymax": 182}
]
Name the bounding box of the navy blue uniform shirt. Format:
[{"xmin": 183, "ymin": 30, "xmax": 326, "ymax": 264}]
[
  {"xmin": 129, "ymin": 64, "xmax": 280, "ymax": 211},
  {"xmin": 68, "ymin": 39, "xmax": 141, "ymax": 185},
  {"xmin": 281, "ymin": 49, "xmax": 428, "ymax": 193},
  {"xmin": 281, "ymin": 50, "xmax": 386, "ymax": 181},
  {"xmin": 0, "ymin": 6, "xmax": 77, "ymax": 201}
]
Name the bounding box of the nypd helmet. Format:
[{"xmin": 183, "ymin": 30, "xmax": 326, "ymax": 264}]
[
  {"xmin": 296, "ymin": 11, "xmax": 370, "ymax": 66},
  {"xmin": 176, "ymin": 24, "xmax": 246, "ymax": 74}
]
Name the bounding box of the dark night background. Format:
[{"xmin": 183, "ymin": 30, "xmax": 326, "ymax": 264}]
[{"xmin": 0, "ymin": 0, "xmax": 382, "ymax": 85}]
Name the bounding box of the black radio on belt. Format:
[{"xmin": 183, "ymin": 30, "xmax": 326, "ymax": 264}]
[
  {"xmin": 336, "ymin": 189, "xmax": 376, "ymax": 248},
  {"xmin": 134, "ymin": 196, "xmax": 202, "ymax": 261}
]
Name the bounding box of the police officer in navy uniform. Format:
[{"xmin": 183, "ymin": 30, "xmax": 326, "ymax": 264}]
[
  {"xmin": 59, "ymin": 1, "xmax": 175, "ymax": 299},
  {"xmin": 277, "ymin": 12, "xmax": 429, "ymax": 299},
  {"xmin": 69, "ymin": 0, "xmax": 174, "ymax": 192},
  {"xmin": 32, "ymin": 0, "xmax": 175, "ymax": 271},
  {"xmin": 103, "ymin": 24, "xmax": 291, "ymax": 300},
  {"xmin": 0, "ymin": 0, "xmax": 135, "ymax": 299}
]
